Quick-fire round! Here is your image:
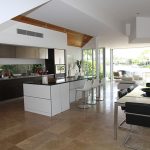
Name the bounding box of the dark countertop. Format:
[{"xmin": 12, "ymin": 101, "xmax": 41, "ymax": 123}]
[{"xmin": 24, "ymin": 76, "xmax": 88, "ymax": 86}]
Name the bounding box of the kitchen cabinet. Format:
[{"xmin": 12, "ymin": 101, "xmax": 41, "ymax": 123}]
[
  {"xmin": 24, "ymin": 84, "xmax": 51, "ymax": 116},
  {"xmin": 0, "ymin": 44, "xmax": 48, "ymax": 59},
  {"xmin": 51, "ymin": 83, "xmax": 69, "ymax": 116},
  {"xmin": 23, "ymin": 82, "xmax": 70, "ymax": 117},
  {"xmin": 16, "ymin": 46, "xmax": 48, "ymax": 59},
  {"xmin": 16, "ymin": 46, "xmax": 38, "ymax": 59},
  {"xmin": 0, "ymin": 44, "xmax": 16, "ymax": 58},
  {"xmin": 24, "ymin": 96, "xmax": 51, "ymax": 116},
  {"xmin": 54, "ymin": 49, "xmax": 65, "ymax": 64},
  {"xmin": 0, "ymin": 76, "xmax": 42, "ymax": 101},
  {"xmin": 38, "ymin": 48, "xmax": 48, "ymax": 59}
]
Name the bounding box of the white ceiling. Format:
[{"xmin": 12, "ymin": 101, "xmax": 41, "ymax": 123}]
[
  {"xmin": 0, "ymin": 0, "xmax": 50, "ymax": 24},
  {"xmin": 24, "ymin": 0, "xmax": 150, "ymax": 48}
]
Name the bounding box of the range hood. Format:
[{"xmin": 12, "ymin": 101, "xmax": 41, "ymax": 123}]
[{"xmin": 129, "ymin": 17, "xmax": 150, "ymax": 43}]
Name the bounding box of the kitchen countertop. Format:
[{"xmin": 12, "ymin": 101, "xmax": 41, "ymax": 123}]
[{"xmin": 24, "ymin": 76, "xmax": 90, "ymax": 86}]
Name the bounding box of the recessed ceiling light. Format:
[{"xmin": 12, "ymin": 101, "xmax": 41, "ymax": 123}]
[{"xmin": 136, "ymin": 12, "xmax": 140, "ymax": 16}]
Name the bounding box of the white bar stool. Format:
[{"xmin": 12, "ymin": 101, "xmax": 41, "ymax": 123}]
[
  {"xmin": 75, "ymin": 80, "xmax": 92, "ymax": 109},
  {"xmin": 94, "ymin": 79, "xmax": 103, "ymax": 101}
]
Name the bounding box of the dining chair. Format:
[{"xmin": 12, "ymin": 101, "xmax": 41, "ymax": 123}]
[
  {"xmin": 118, "ymin": 89, "xmax": 128, "ymax": 128},
  {"xmin": 123, "ymin": 102, "xmax": 150, "ymax": 149}
]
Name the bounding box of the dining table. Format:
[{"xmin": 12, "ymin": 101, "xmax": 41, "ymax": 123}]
[{"xmin": 114, "ymin": 85, "xmax": 150, "ymax": 140}]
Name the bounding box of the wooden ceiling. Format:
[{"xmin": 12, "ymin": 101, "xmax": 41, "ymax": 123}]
[{"xmin": 12, "ymin": 16, "xmax": 93, "ymax": 47}]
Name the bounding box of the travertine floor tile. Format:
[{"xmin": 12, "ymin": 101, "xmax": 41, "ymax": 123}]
[{"xmin": 0, "ymin": 82, "xmax": 149, "ymax": 150}]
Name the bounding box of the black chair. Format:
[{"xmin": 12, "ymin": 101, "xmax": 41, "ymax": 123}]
[
  {"xmin": 118, "ymin": 89, "xmax": 128, "ymax": 99},
  {"xmin": 127, "ymin": 85, "xmax": 134, "ymax": 93},
  {"xmin": 146, "ymin": 83, "xmax": 150, "ymax": 87},
  {"xmin": 118, "ymin": 89, "xmax": 128, "ymax": 128},
  {"xmin": 124, "ymin": 102, "xmax": 150, "ymax": 149}
]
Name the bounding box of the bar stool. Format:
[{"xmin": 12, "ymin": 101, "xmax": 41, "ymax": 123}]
[
  {"xmin": 75, "ymin": 80, "xmax": 92, "ymax": 109},
  {"xmin": 93, "ymin": 78, "xmax": 103, "ymax": 101},
  {"xmin": 87, "ymin": 79, "xmax": 100, "ymax": 105}
]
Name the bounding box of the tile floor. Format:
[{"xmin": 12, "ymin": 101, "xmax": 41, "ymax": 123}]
[{"xmin": 0, "ymin": 81, "xmax": 150, "ymax": 150}]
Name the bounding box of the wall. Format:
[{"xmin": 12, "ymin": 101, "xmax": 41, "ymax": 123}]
[
  {"xmin": 0, "ymin": 20, "xmax": 67, "ymax": 49},
  {"xmin": 0, "ymin": 20, "xmax": 67, "ymax": 66}
]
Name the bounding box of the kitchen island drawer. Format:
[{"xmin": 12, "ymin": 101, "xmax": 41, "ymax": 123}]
[{"xmin": 24, "ymin": 96, "xmax": 51, "ymax": 116}]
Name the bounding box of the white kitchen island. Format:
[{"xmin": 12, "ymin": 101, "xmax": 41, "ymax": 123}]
[{"xmin": 23, "ymin": 78, "xmax": 86, "ymax": 117}]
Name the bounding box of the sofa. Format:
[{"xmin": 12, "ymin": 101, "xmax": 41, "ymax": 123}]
[{"xmin": 117, "ymin": 76, "xmax": 137, "ymax": 90}]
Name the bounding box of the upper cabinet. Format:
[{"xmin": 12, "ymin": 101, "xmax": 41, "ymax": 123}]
[
  {"xmin": 16, "ymin": 46, "xmax": 38, "ymax": 59},
  {"xmin": 38, "ymin": 48, "xmax": 48, "ymax": 59},
  {"xmin": 0, "ymin": 45, "xmax": 16, "ymax": 58},
  {"xmin": 16, "ymin": 46, "xmax": 48, "ymax": 59},
  {"xmin": 0, "ymin": 44, "xmax": 48, "ymax": 59},
  {"xmin": 54, "ymin": 49, "xmax": 65, "ymax": 64}
]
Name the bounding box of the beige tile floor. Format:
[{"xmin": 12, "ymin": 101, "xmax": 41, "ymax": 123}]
[{"xmin": 0, "ymin": 81, "xmax": 150, "ymax": 150}]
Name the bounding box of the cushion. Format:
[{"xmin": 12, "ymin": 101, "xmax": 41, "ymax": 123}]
[{"xmin": 122, "ymin": 76, "xmax": 133, "ymax": 82}]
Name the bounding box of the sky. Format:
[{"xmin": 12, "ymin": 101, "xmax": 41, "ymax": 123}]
[{"xmin": 114, "ymin": 47, "xmax": 150, "ymax": 59}]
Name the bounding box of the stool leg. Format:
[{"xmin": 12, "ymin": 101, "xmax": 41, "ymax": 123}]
[
  {"xmin": 75, "ymin": 90, "xmax": 77, "ymax": 101},
  {"xmin": 96, "ymin": 85, "xmax": 103, "ymax": 101},
  {"xmin": 78, "ymin": 91, "xmax": 90, "ymax": 109},
  {"xmin": 87, "ymin": 88, "xmax": 96, "ymax": 105}
]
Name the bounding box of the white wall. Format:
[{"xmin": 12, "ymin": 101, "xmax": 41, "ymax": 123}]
[
  {"xmin": 0, "ymin": 20, "xmax": 67, "ymax": 66},
  {"xmin": 66, "ymin": 46, "xmax": 82, "ymax": 76},
  {"xmin": 0, "ymin": 20, "xmax": 67, "ymax": 49}
]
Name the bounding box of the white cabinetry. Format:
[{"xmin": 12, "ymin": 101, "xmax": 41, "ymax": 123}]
[
  {"xmin": 24, "ymin": 96, "xmax": 51, "ymax": 116},
  {"xmin": 54, "ymin": 49, "xmax": 65, "ymax": 64},
  {"xmin": 38, "ymin": 48, "xmax": 48, "ymax": 59},
  {"xmin": 23, "ymin": 84, "xmax": 51, "ymax": 116},
  {"xmin": 23, "ymin": 82, "xmax": 70, "ymax": 117},
  {"xmin": 69, "ymin": 80, "xmax": 86, "ymax": 103},
  {"xmin": 51, "ymin": 83, "xmax": 69, "ymax": 116}
]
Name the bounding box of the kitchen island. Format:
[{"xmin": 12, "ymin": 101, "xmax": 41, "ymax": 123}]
[{"xmin": 23, "ymin": 77, "xmax": 86, "ymax": 117}]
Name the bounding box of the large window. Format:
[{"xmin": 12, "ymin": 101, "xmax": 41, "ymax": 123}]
[{"xmin": 82, "ymin": 49, "xmax": 96, "ymax": 78}]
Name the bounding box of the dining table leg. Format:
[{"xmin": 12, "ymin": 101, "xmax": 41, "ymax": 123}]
[{"xmin": 114, "ymin": 102, "xmax": 118, "ymax": 140}]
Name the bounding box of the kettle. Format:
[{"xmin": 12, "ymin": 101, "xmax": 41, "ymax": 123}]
[{"xmin": 42, "ymin": 75, "xmax": 48, "ymax": 84}]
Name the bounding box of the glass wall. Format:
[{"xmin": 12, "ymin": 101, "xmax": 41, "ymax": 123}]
[
  {"xmin": 82, "ymin": 49, "xmax": 96, "ymax": 78},
  {"xmin": 98, "ymin": 48, "xmax": 104, "ymax": 79}
]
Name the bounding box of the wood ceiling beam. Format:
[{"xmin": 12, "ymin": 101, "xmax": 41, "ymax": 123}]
[{"xmin": 12, "ymin": 15, "xmax": 93, "ymax": 47}]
